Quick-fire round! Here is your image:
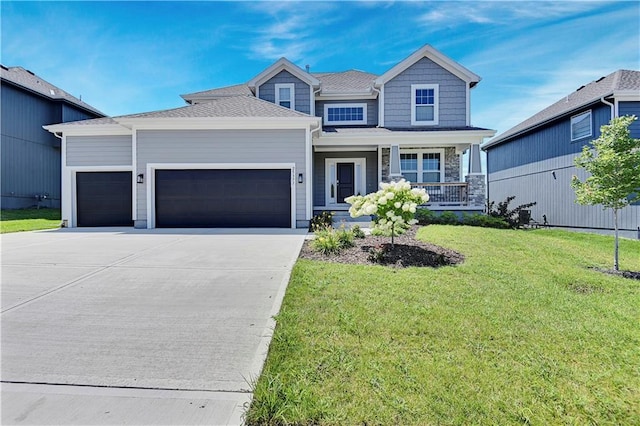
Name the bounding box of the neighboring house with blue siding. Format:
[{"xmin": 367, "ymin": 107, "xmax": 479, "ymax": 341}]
[
  {"xmin": 43, "ymin": 44, "xmax": 495, "ymax": 229},
  {"xmin": 483, "ymin": 69, "xmax": 640, "ymax": 232},
  {"xmin": 1, "ymin": 66, "xmax": 104, "ymax": 209}
]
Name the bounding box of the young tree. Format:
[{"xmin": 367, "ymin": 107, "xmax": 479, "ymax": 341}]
[{"xmin": 571, "ymin": 115, "xmax": 640, "ymax": 271}]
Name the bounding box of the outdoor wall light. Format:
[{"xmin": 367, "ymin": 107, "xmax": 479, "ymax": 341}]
[
  {"xmin": 137, "ymin": 173, "xmax": 144, "ymax": 184},
  {"xmin": 552, "ymin": 171, "xmax": 556, "ymax": 180},
  {"xmin": 298, "ymin": 173, "xmax": 304, "ymax": 184}
]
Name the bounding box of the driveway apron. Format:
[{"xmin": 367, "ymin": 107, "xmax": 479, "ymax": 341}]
[{"xmin": 1, "ymin": 228, "xmax": 306, "ymax": 425}]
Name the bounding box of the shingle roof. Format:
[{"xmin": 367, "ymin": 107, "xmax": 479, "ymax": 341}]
[
  {"xmin": 312, "ymin": 70, "xmax": 377, "ymax": 94},
  {"xmin": 1, "ymin": 65, "xmax": 104, "ymax": 116},
  {"xmin": 485, "ymin": 69, "xmax": 640, "ymax": 149},
  {"xmin": 122, "ymin": 95, "xmax": 311, "ymax": 119},
  {"xmin": 182, "ymin": 69, "xmax": 379, "ymax": 100},
  {"xmin": 50, "ymin": 117, "xmax": 118, "ymax": 127},
  {"xmin": 180, "ymin": 83, "xmax": 253, "ymax": 100}
]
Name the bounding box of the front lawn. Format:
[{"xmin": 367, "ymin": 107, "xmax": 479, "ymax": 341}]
[
  {"xmin": 0, "ymin": 208, "xmax": 61, "ymax": 233},
  {"xmin": 246, "ymin": 226, "xmax": 640, "ymax": 425}
]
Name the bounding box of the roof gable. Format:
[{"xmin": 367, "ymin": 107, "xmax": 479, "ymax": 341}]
[
  {"xmin": 181, "ymin": 83, "xmax": 252, "ymax": 102},
  {"xmin": 484, "ymin": 69, "xmax": 640, "ymax": 149},
  {"xmin": 374, "ymin": 44, "xmax": 480, "ymax": 87},
  {"xmin": 247, "ymin": 57, "xmax": 320, "ymax": 89}
]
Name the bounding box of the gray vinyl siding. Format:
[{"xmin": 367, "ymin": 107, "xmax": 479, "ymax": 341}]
[
  {"xmin": 313, "ymin": 151, "xmax": 378, "ymax": 206},
  {"xmin": 62, "ymin": 104, "xmax": 96, "ymax": 123},
  {"xmin": 1, "ymin": 84, "xmax": 61, "ymax": 208},
  {"xmin": 618, "ymin": 101, "xmax": 640, "ymax": 138},
  {"xmin": 66, "ymin": 136, "xmax": 132, "ymax": 166},
  {"xmin": 486, "ymin": 104, "xmax": 611, "ymax": 173},
  {"xmin": 315, "ymin": 99, "xmax": 378, "ymax": 126},
  {"xmin": 258, "ymin": 71, "xmax": 311, "ymax": 115},
  {"xmin": 384, "ymin": 57, "xmax": 467, "ymax": 128},
  {"xmin": 487, "ymin": 153, "xmax": 639, "ymax": 230},
  {"xmin": 136, "ymin": 129, "xmax": 306, "ymax": 224}
]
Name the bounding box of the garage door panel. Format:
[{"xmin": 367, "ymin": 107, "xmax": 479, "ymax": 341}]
[
  {"xmin": 76, "ymin": 172, "xmax": 133, "ymax": 227},
  {"xmin": 155, "ymin": 169, "xmax": 291, "ymax": 228}
]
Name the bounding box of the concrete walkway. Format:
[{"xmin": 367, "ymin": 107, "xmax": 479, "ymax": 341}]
[{"xmin": 1, "ymin": 228, "xmax": 306, "ymax": 425}]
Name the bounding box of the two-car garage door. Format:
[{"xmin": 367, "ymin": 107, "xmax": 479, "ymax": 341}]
[
  {"xmin": 75, "ymin": 169, "xmax": 292, "ymax": 228},
  {"xmin": 154, "ymin": 169, "xmax": 292, "ymax": 228}
]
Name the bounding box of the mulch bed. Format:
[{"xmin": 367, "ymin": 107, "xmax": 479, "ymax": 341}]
[
  {"xmin": 595, "ymin": 268, "xmax": 640, "ymax": 281},
  {"xmin": 299, "ymin": 226, "xmax": 464, "ymax": 268}
]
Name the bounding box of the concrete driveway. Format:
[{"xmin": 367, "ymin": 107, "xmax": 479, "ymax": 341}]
[{"xmin": 1, "ymin": 228, "xmax": 306, "ymax": 425}]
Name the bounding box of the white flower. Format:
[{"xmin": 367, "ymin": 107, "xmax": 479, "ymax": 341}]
[{"xmin": 394, "ymin": 202, "xmax": 402, "ymax": 208}]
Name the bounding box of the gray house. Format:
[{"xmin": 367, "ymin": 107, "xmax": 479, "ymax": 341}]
[
  {"xmin": 1, "ymin": 65, "xmax": 104, "ymax": 209},
  {"xmin": 483, "ymin": 70, "xmax": 640, "ymax": 231},
  {"xmin": 44, "ymin": 44, "xmax": 495, "ymax": 229}
]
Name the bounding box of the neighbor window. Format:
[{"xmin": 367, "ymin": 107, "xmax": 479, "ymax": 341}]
[
  {"xmin": 324, "ymin": 103, "xmax": 367, "ymax": 125},
  {"xmin": 400, "ymin": 150, "xmax": 444, "ymax": 183},
  {"xmin": 275, "ymin": 83, "xmax": 295, "ymax": 109},
  {"xmin": 571, "ymin": 110, "xmax": 592, "ymax": 141},
  {"xmin": 411, "ymin": 84, "xmax": 439, "ymax": 125}
]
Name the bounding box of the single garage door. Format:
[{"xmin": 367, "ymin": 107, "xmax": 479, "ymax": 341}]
[
  {"xmin": 155, "ymin": 169, "xmax": 292, "ymax": 228},
  {"xmin": 76, "ymin": 172, "xmax": 133, "ymax": 227}
]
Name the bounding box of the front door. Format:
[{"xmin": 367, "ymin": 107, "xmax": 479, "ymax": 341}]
[{"xmin": 336, "ymin": 163, "xmax": 355, "ymax": 203}]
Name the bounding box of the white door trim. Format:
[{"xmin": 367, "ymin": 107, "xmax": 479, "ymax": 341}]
[
  {"xmin": 324, "ymin": 158, "xmax": 366, "ymax": 206},
  {"xmin": 145, "ymin": 163, "xmax": 296, "ymax": 229}
]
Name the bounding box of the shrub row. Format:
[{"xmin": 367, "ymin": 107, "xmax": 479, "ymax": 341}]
[
  {"xmin": 311, "ymin": 225, "xmax": 365, "ymax": 255},
  {"xmin": 415, "ymin": 208, "xmax": 510, "ymax": 229}
]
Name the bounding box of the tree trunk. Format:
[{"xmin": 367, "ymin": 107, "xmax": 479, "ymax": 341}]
[
  {"xmin": 391, "ymin": 222, "xmax": 395, "ymax": 248},
  {"xmin": 614, "ymin": 208, "xmax": 619, "ymax": 271}
]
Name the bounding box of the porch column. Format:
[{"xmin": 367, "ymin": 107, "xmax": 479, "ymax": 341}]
[
  {"xmin": 468, "ymin": 143, "xmax": 482, "ymax": 174},
  {"xmin": 465, "ymin": 143, "xmax": 486, "ymax": 208},
  {"xmin": 389, "ymin": 144, "xmax": 403, "ymax": 181}
]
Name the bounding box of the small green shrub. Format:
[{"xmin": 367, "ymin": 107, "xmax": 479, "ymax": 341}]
[
  {"xmin": 367, "ymin": 244, "xmax": 386, "ymax": 263},
  {"xmin": 351, "ymin": 225, "xmax": 366, "ymax": 239},
  {"xmin": 415, "ymin": 208, "xmax": 438, "ymax": 225},
  {"xmin": 487, "ymin": 196, "xmax": 537, "ymax": 228},
  {"xmin": 336, "ymin": 227, "xmax": 355, "ymax": 249},
  {"xmin": 461, "ymin": 213, "xmax": 510, "ymax": 229},
  {"xmin": 310, "ymin": 211, "xmax": 333, "ymax": 231},
  {"xmin": 439, "ymin": 211, "xmax": 460, "ymax": 225},
  {"xmin": 311, "ymin": 228, "xmax": 341, "ymax": 255}
]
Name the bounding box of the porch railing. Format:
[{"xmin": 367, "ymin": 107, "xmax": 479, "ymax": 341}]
[{"xmin": 410, "ymin": 182, "xmax": 469, "ymax": 206}]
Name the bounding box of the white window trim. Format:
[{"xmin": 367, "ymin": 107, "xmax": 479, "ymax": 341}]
[
  {"xmin": 411, "ymin": 84, "xmax": 439, "ymax": 126},
  {"xmin": 399, "ymin": 148, "xmax": 445, "ymax": 184},
  {"xmin": 323, "ymin": 103, "xmax": 367, "ymax": 126},
  {"xmin": 324, "ymin": 158, "xmax": 367, "ymax": 206},
  {"xmin": 275, "ymin": 83, "xmax": 295, "ymax": 110},
  {"xmin": 570, "ymin": 110, "xmax": 592, "ymax": 141}
]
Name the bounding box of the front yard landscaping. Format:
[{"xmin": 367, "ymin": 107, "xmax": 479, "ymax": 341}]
[
  {"xmin": 0, "ymin": 208, "xmax": 61, "ymax": 233},
  {"xmin": 246, "ymin": 225, "xmax": 640, "ymax": 425}
]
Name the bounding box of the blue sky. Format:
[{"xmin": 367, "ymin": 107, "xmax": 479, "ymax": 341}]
[{"xmin": 2, "ymin": 1, "xmax": 638, "ymax": 136}]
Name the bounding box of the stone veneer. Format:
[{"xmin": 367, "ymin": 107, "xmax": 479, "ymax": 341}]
[
  {"xmin": 444, "ymin": 147, "xmax": 460, "ymax": 182},
  {"xmin": 465, "ymin": 174, "xmax": 486, "ymax": 207}
]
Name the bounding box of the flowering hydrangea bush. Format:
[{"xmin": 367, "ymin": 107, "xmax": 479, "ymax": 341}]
[{"xmin": 345, "ymin": 179, "xmax": 429, "ymax": 245}]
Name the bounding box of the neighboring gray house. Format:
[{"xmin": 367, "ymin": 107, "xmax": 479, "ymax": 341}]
[
  {"xmin": 1, "ymin": 65, "xmax": 104, "ymax": 209},
  {"xmin": 44, "ymin": 44, "xmax": 496, "ymax": 229},
  {"xmin": 483, "ymin": 70, "xmax": 640, "ymax": 231}
]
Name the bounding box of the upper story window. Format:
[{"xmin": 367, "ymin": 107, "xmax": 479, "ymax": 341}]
[
  {"xmin": 571, "ymin": 110, "xmax": 592, "ymax": 141},
  {"xmin": 400, "ymin": 149, "xmax": 444, "ymax": 183},
  {"xmin": 411, "ymin": 84, "xmax": 439, "ymax": 126},
  {"xmin": 275, "ymin": 83, "xmax": 295, "ymax": 109},
  {"xmin": 324, "ymin": 103, "xmax": 367, "ymax": 125}
]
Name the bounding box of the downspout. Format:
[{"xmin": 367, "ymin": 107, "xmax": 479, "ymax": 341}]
[
  {"xmin": 372, "ymin": 85, "xmax": 383, "ymax": 127},
  {"xmin": 312, "ymin": 86, "xmax": 322, "ymax": 117},
  {"xmin": 601, "ymin": 96, "xmax": 615, "ymax": 120}
]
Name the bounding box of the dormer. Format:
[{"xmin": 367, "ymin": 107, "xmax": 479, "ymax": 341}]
[
  {"xmin": 247, "ymin": 58, "xmax": 321, "ymax": 115},
  {"xmin": 374, "ymin": 44, "xmax": 480, "ymax": 128}
]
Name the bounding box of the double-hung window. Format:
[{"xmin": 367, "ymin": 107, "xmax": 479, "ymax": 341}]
[
  {"xmin": 324, "ymin": 103, "xmax": 367, "ymax": 125},
  {"xmin": 400, "ymin": 150, "xmax": 444, "ymax": 185},
  {"xmin": 411, "ymin": 84, "xmax": 439, "ymax": 125},
  {"xmin": 571, "ymin": 110, "xmax": 592, "ymax": 141},
  {"xmin": 275, "ymin": 83, "xmax": 295, "ymax": 110}
]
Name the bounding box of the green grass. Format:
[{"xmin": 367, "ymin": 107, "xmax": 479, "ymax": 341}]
[
  {"xmin": 0, "ymin": 208, "xmax": 61, "ymax": 233},
  {"xmin": 246, "ymin": 226, "xmax": 640, "ymax": 425}
]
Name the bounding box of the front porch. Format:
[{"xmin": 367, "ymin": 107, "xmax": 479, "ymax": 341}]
[{"xmin": 313, "ymin": 144, "xmax": 487, "ymax": 214}]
